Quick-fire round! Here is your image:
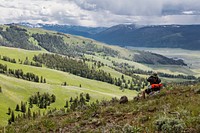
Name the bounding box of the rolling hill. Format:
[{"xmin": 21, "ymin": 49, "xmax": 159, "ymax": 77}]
[
  {"xmin": 0, "ymin": 24, "xmax": 199, "ymax": 129},
  {"xmin": 0, "ymin": 24, "xmax": 186, "ymax": 66},
  {"xmin": 0, "ymin": 46, "xmax": 136, "ymax": 126}
]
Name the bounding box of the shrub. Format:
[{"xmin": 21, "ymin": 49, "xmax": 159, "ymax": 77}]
[
  {"xmin": 123, "ymin": 124, "xmax": 141, "ymax": 133},
  {"xmin": 154, "ymin": 117, "xmax": 186, "ymax": 133}
]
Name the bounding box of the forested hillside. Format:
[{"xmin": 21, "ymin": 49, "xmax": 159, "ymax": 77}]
[
  {"xmin": 0, "ymin": 24, "xmax": 187, "ymax": 66},
  {"xmin": 93, "ymin": 24, "xmax": 200, "ymax": 50},
  {"xmin": 30, "ymin": 23, "xmax": 200, "ymax": 50}
]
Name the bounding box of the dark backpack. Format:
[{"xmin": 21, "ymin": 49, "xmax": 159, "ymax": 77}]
[{"xmin": 147, "ymin": 76, "xmax": 161, "ymax": 84}]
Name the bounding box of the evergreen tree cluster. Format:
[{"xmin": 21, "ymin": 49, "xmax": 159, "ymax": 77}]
[
  {"xmin": 32, "ymin": 33, "xmax": 70, "ymax": 56},
  {"xmin": 112, "ymin": 61, "xmax": 197, "ymax": 80},
  {"xmin": 7, "ymin": 101, "xmax": 27, "ymax": 124},
  {"xmin": 113, "ymin": 75, "xmax": 147, "ymax": 91},
  {"xmin": 0, "ymin": 25, "xmax": 40, "ymax": 50},
  {"xmin": 66, "ymin": 93, "xmax": 91, "ymax": 110},
  {"xmin": 8, "ymin": 106, "xmax": 43, "ymax": 124},
  {"xmin": 22, "ymin": 57, "xmax": 42, "ymax": 67},
  {"xmin": 6, "ymin": 92, "xmax": 90, "ymax": 125},
  {"xmin": 28, "ymin": 92, "xmax": 56, "ymax": 109},
  {"xmin": 7, "ymin": 92, "xmax": 56, "ymax": 124},
  {"xmin": 0, "ymin": 55, "xmax": 42, "ymax": 67},
  {"xmin": 0, "ymin": 55, "xmax": 16, "ymax": 63},
  {"xmin": 33, "ymin": 53, "xmax": 114, "ymax": 84},
  {"xmin": 0, "ymin": 62, "xmax": 46, "ymax": 83},
  {"xmin": 0, "ymin": 63, "xmax": 7, "ymax": 73},
  {"xmin": 32, "ymin": 33, "xmax": 119, "ymax": 57}
]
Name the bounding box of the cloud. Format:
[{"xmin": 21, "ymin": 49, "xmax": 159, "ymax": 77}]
[{"xmin": 0, "ymin": 0, "xmax": 200, "ymax": 27}]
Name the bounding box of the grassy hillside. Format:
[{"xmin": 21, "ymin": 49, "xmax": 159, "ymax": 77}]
[
  {"xmin": 0, "ymin": 47, "xmax": 137, "ymax": 126},
  {"xmin": 0, "ymin": 24, "xmax": 199, "ymax": 130},
  {"xmin": 0, "ymin": 24, "xmax": 189, "ymax": 66},
  {"xmin": 2, "ymin": 83, "xmax": 200, "ymax": 132}
]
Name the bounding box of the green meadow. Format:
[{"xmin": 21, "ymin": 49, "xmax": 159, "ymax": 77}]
[{"xmin": 0, "ymin": 47, "xmax": 137, "ymax": 126}]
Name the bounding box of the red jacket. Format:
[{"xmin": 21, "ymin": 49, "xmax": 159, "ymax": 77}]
[{"xmin": 151, "ymin": 84, "xmax": 163, "ymax": 89}]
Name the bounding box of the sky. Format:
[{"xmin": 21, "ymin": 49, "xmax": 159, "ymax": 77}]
[{"xmin": 0, "ymin": 0, "xmax": 200, "ymax": 27}]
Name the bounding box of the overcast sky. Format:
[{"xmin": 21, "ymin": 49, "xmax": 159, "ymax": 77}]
[{"xmin": 0, "ymin": 0, "xmax": 200, "ymax": 27}]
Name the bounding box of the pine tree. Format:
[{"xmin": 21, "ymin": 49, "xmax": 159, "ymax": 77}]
[
  {"xmin": 51, "ymin": 94, "xmax": 56, "ymax": 103},
  {"xmin": 21, "ymin": 101, "xmax": 23, "ymax": 112},
  {"xmin": 21, "ymin": 101, "xmax": 26, "ymax": 113},
  {"xmin": 7, "ymin": 107, "xmax": 11, "ymax": 115},
  {"xmin": 35, "ymin": 76, "xmax": 39, "ymax": 82},
  {"xmin": 125, "ymin": 83, "xmax": 128, "ymax": 88},
  {"xmin": 70, "ymin": 97, "xmax": 73, "ymax": 103},
  {"xmin": 79, "ymin": 93, "xmax": 86, "ymax": 105},
  {"xmin": 63, "ymin": 81, "xmax": 67, "ymax": 86},
  {"xmin": 27, "ymin": 108, "xmax": 31, "ymax": 119},
  {"xmin": 86, "ymin": 93, "xmax": 90, "ymax": 102},
  {"xmin": 15, "ymin": 104, "xmax": 20, "ymax": 111},
  {"xmin": 121, "ymin": 75, "xmax": 124, "ymax": 80},
  {"xmin": 29, "ymin": 97, "xmax": 33, "ymax": 108},
  {"xmin": 64, "ymin": 100, "xmax": 69, "ymax": 108},
  {"xmin": 43, "ymin": 78, "xmax": 46, "ymax": 83},
  {"xmin": 11, "ymin": 111, "xmax": 15, "ymax": 122},
  {"xmin": 130, "ymin": 83, "xmax": 134, "ymax": 90},
  {"xmin": 40, "ymin": 76, "xmax": 43, "ymax": 83}
]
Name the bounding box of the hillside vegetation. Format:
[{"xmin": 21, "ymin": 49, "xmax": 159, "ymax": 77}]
[
  {"xmin": 1, "ymin": 83, "xmax": 200, "ymax": 133},
  {"xmin": 0, "ymin": 24, "xmax": 199, "ymax": 131},
  {"xmin": 0, "ymin": 46, "xmax": 138, "ymax": 126}
]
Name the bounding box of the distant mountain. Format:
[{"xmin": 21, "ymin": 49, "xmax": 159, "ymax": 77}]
[
  {"xmin": 92, "ymin": 24, "xmax": 200, "ymax": 50},
  {"xmin": 22, "ymin": 23, "xmax": 200, "ymax": 50},
  {"xmin": 19, "ymin": 22, "xmax": 106, "ymax": 37}
]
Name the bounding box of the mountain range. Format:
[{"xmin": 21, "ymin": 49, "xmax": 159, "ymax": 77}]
[{"xmin": 20, "ymin": 23, "xmax": 200, "ymax": 50}]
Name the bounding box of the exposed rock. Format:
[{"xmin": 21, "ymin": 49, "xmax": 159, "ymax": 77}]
[
  {"xmin": 119, "ymin": 96, "xmax": 128, "ymax": 104},
  {"xmin": 194, "ymin": 88, "xmax": 200, "ymax": 94},
  {"xmin": 91, "ymin": 119, "xmax": 101, "ymax": 127}
]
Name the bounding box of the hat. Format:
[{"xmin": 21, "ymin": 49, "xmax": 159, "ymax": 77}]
[{"xmin": 152, "ymin": 72, "xmax": 158, "ymax": 77}]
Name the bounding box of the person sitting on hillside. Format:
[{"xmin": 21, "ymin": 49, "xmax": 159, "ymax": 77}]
[{"xmin": 142, "ymin": 73, "xmax": 163, "ymax": 98}]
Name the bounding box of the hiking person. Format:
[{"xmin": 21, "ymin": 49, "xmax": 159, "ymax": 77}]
[{"xmin": 142, "ymin": 73, "xmax": 163, "ymax": 98}]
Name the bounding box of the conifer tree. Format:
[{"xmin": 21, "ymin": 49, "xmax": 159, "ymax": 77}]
[
  {"xmin": 79, "ymin": 93, "xmax": 86, "ymax": 105},
  {"xmin": 27, "ymin": 108, "xmax": 31, "ymax": 119},
  {"xmin": 7, "ymin": 107, "xmax": 11, "ymax": 115},
  {"xmin": 40, "ymin": 76, "xmax": 43, "ymax": 83},
  {"xmin": 29, "ymin": 97, "xmax": 33, "ymax": 108},
  {"xmin": 86, "ymin": 93, "xmax": 90, "ymax": 102},
  {"xmin": 43, "ymin": 78, "xmax": 46, "ymax": 83},
  {"xmin": 70, "ymin": 97, "xmax": 73, "ymax": 103},
  {"xmin": 15, "ymin": 104, "xmax": 20, "ymax": 111},
  {"xmin": 11, "ymin": 111, "xmax": 15, "ymax": 122},
  {"xmin": 51, "ymin": 94, "xmax": 56, "ymax": 103},
  {"xmin": 64, "ymin": 100, "xmax": 69, "ymax": 108}
]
